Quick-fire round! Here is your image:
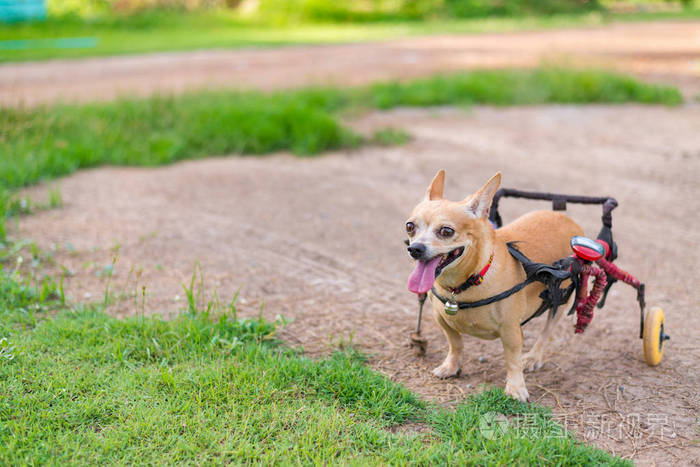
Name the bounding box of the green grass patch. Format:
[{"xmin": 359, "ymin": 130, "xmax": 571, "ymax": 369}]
[
  {"xmin": 2, "ymin": 7, "xmax": 700, "ymax": 62},
  {"xmin": 252, "ymin": 0, "xmax": 604, "ymax": 23},
  {"xmin": 0, "ymin": 88, "xmax": 359, "ymax": 191},
  {"xmin": 370, "ymin": 68, "xmax": 684, "ymax": 107},
  {"xmin": 0, "ymin": 275, "xmax": 627, "ymax": 464},
  {"xmin": 371, "ymin": 127, "xmax": 412, "ymax": 146},
  {"xmin": 0, "ymin": 68, "xmax": 682, "ymax": 194}
]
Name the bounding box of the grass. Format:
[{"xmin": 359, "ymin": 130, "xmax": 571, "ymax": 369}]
[
  {"xmin": 1, "ymin": 8, "xmax": 699, "ymax": 62},
  {"xmin": 0, "ymin": 68, "xmax": 682, "ymax": 193},
  {"xmin": 0, "ymin": 265, "xmax": 628, "ymax": 465},
  {"xmin": 369, "ymin": 68, "xmax": 683, "ymax": 107},
  {"xmin": 371, "ymin": 127, "xmax": 412, "ymax": 146},
  {"xmin": 0, "ymin": 89, "xmax": 359, "ymax": 191},
  {"xmin": 239, "ymin": 0, "xmax": 605, "ymax": 23}
]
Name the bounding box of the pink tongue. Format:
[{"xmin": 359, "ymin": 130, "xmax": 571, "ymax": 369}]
[{"xmin": 407, "ymin": 256, "xmax": 443, "ymax": 294}]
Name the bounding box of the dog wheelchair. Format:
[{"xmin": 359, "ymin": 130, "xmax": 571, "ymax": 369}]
[{"xmin": 410, "ymin": 188, "xmax": 669, "ymax": 367}]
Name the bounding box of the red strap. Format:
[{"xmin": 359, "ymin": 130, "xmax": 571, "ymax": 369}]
[
  {"xmin": 474, "ymin": 252, "xmax": 494, "ymax": 284},
  {"xmin": 449, "ymin": 251, "xmax": 494, "ymax": 293}
]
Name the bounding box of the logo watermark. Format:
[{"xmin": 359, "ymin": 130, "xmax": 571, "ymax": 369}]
[
  {"xmin": 479, "ymin": 412, "xmax": 510, "ymax": 439},
  {"xmin": 477, "ymin": 411, "xmax": 679, "ymax": 441},
  {"xmin": 559, "ymin": 412, "xmax": 678, "ymax": 441}
]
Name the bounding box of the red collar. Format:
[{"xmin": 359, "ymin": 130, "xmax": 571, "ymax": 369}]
[{"xmin": 448, "ymin": 251, "xmax": 494, "ymax": 294}]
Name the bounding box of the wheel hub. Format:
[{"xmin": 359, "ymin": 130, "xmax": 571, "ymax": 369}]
[{"xmin": 659, "ymin": 324, "xmax": 670, "ymax": 352}]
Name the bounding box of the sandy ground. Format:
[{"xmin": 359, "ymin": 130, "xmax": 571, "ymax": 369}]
[
  {"xmin": 1, "ymin": 20, "xmax": 700, "ymax": 107},
  {"xmin": 18, "ymin": 104, "xmax": 700, "ymax": 464}
]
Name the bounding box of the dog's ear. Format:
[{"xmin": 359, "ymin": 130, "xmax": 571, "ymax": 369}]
[
  {"xmin": 423, "ymin": 169, "xmax": 446, "ymax": 201},
  {"xmin": 462, "ymin": 172, "xmax": 501, "ymax": 218}
]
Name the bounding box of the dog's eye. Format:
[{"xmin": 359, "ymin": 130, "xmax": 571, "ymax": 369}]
[
  {"xmin": 406, "ymin": 222, "xmax": 416, "ymax": 236},
  {"xmin": 438, "ymin": 226, "xmax": 455, "ymax": 238}
]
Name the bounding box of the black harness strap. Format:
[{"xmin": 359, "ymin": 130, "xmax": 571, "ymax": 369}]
[
  {"xmin": 432, "ymin": 276, "xmax": 537, "ymax": 310},
  {"xmin": 431, "ymin": 243, "xmax": 579, "ymax": 326}
]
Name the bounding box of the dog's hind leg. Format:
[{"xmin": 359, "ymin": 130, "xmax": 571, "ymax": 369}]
[
  {"xmin": 522, "ymin": 307, "xmax": 566, "ymax": 372},
  {"xmin": 432, "ymin": 312, "xmax": 463, "ymax": 379}
]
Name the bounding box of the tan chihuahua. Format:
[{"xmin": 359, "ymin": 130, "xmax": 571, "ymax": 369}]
[{"xmin": 405, "ymin": 170, "xmax": 583, "ymax": 401}]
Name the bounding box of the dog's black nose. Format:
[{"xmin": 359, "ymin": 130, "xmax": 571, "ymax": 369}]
[{"xmin": 407, "ymin": 243, "xmax": 426, "ymax": 259}]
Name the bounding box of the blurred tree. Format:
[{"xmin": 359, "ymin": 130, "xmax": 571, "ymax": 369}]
[{"xmin": 48, "ymin": 0, "xmax": 699, "ymax": 20}]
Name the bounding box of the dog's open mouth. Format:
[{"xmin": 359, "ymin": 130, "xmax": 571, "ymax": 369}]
[
  {"xmin": 407, "ymin": 246, "xmax": 465, "ymax": 294},
  {"xmin": 435, "ymin": 246, "xmax": 465, "ymax": 277}
]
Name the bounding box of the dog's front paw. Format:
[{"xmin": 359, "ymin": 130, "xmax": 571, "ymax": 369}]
[
  {"xmin": 432, "ymin": 360, "xmax": 461, "ymax": 379},
  {"xmin": 521, "ymin": 351, "xmax": 544, "ymax": 373},
  {"xmin": 505, "ymin": 380, "xmax": 530, "ymax": 402}
]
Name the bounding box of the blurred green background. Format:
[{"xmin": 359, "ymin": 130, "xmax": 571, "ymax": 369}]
[
  {"xmin": 45, "ymin": 0, "xmax": 694, "ymax": 21},
  {"xmin": 49, "ymin": 0, "xmax": 605, "ymax": 20},
  {"xmin": 2, "ymin": 0, "xmax": 698, "ymax": 62}
]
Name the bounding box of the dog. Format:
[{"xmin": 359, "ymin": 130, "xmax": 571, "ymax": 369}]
[{"xmin": 405, "ymin": 170, "xmax": 583, "ymax": 401}]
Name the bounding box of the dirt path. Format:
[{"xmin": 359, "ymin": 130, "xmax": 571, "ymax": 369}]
[
  {"xmin": 19, "ymin": 103, "xmax": 700, "ymax": 464},
  {"xmin": 2, "ymin": 20, "xmax": 700, "ymax": 107}
]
